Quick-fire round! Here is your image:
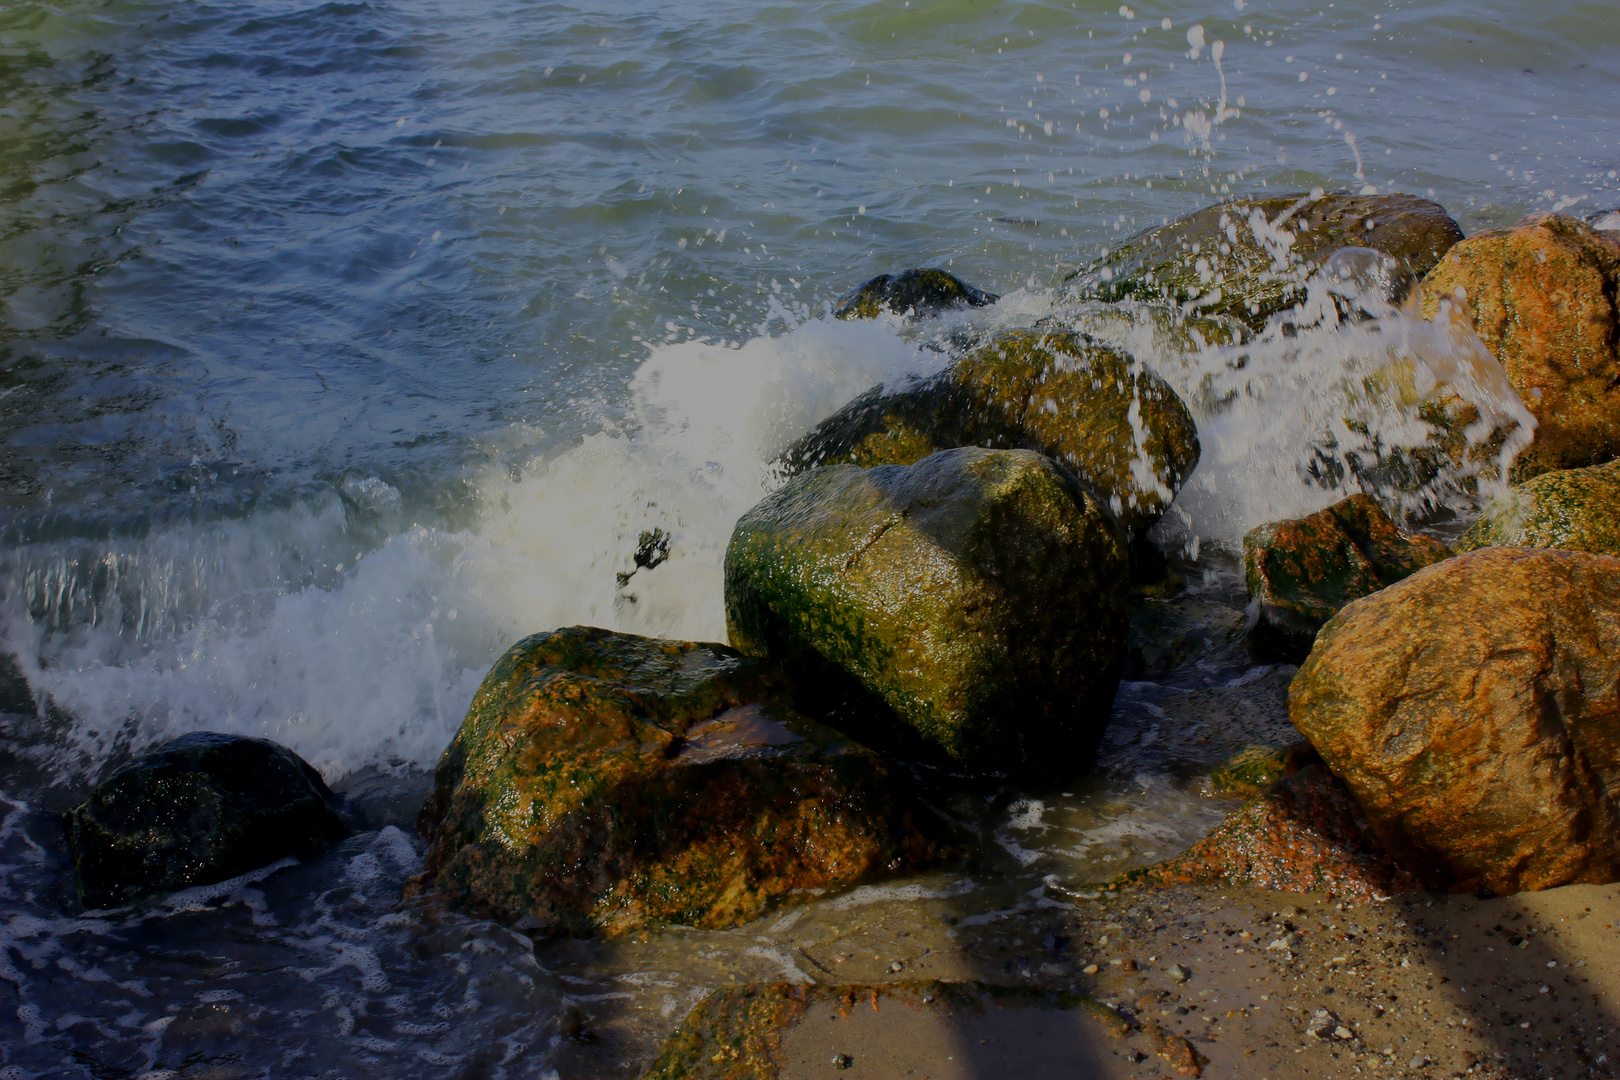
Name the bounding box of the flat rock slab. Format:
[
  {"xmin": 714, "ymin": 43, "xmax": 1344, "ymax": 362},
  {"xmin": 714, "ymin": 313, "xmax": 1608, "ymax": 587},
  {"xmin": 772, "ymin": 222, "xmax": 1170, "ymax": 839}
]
[{"xmin": 639, "ymin": 981, "xmax": 1212, "ymax": 1079}]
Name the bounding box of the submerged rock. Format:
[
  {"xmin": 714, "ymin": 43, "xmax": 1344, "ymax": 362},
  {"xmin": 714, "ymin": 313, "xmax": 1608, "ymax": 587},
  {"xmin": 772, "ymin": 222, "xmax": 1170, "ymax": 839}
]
[
  {"xmin": 1420, "ymin": 213, "xmax": 1620, "ymax": 479},
  {"xmin": 63, "ymin": 732, "xmax": 349, "ymax": 910},
  {"xmin": 1457, "ymin": 459, "xmax": 1620, "ymax": 556},
  {"xmin": 1243, "ymin": 493, "xmax": 1451, "ymax": 659},
  {"xmin": 1071, "ymin": 192, "xmax": 1463, "ymax": 330},
  {"xmin": 639, "ymin": 981, "xmax": 1138, "ymax": 1080},
  {"xmin": 1290, "ymin": 547, "xmax": 1620, "ymax": 895},
  {"xmin": 780, "ymin": 329, "xmax": 1200, "ymax": 536},
  {"xmin": 410, "ymin": 627, "xmax": 951, "ymax": 937},
  {"xmin": 833, "ymin": 267, "xmax": 998, "ymax": 319},
  {"xmin": 1138, "ymin": 764, "xmax": 1419, "ymax": 903},
  {"xmin": 726, "ymin": 447, "xmax": 1129, "ymax": 777}
]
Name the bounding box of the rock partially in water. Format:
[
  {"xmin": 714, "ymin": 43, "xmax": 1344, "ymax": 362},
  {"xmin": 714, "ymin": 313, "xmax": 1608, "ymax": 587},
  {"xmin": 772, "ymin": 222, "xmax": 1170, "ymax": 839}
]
[
  {"xmin": 1290, "ymin": 547, "xmax": 1620, "ymax": 895},
  {"xmin": 1207, "ymin": 741, "xmax": 1320, "ymax": 799},
  {"xmin": 779, "ymin": 330, "xmax": 1200, "ymax": 536},
  {"xmin": 63, "ymin": 732, "xmax": 350, "ymax": 910},
  {"xmin": 1420, "ymin": 213, "xmax": 1620, "ymax": 480},
  {"xmin": 833, "ymin": 267, "xmax": 999, "ymax": 320},
  {"xmin": 1137, "ymin": 765, "xmax": 1419, "ymax": 903},
  {"xmin": 1070, "ymin": 192, "xmax": 1463, "ymax": 330},
  {"xmin": 411, "ymin": 627, "xmax": 952, "ymax": 937},
  {"xmin": 639, "ymin": 981, "xmax": 1134, "ymax": 1080},
  {"xmin": 1457, "ymin": 458, "xmax": 1620, "ymax": 557},
  {"xmin": 1124, "ymin": 597, "xmax": 1248, "ymax": 681},
  {"xmin": 727, "ymin": 447, "xmax": 1129, "ymax": 777},
  {"xmin": 1243, "ymin": 493, "xmax": 1451, "ymax": 659}
]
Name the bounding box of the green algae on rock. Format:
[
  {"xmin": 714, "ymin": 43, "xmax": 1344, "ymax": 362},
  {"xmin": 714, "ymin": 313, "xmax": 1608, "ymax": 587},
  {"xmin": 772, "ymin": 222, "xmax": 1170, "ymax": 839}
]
[
  {"xmin": 832, "ymin": 267, "xmax": 998, "ymax": 320},
  {"xmin": 411, "ymin": 626, "xmax": 951, "ymax": 937},
  {"xmin": 1456, "ymin": 460, "xmax": 1620, "ymax": 556},
  {"xmin": 779, "ymin": 329, "xmax": 1200, "ymax": 536},
  {"xmin": 727, "ymin": 447, "xmax": 1129, "ymax": 777},
  {"xmin": 1243, "ymin": 492, "xmax": 1451, "ymax": 659},
  {"xmin": 1070, "ymin": 192, "xmax": 1463, "ymax": 331},
  {"xmin": 1207, "ymin": 741, "xmax": 1320, "ymax": 799},
  {"xmin": 1135, "ymin": 764, "xmax": 1419, "ymax": 904},
  {"xmin": 638, "ymin": 981, "xmax": 1135, "ymax": 1080},
  {"xmin": 64, "ymin": 732, "xmax": 350, "ymax": 910}
]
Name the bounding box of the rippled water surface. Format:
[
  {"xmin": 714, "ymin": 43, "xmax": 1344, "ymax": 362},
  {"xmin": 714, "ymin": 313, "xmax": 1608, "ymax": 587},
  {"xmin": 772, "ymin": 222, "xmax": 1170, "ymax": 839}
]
[{"xmin": 0, "ymin": 0, "xmax": 1616, "ymax": 1075}]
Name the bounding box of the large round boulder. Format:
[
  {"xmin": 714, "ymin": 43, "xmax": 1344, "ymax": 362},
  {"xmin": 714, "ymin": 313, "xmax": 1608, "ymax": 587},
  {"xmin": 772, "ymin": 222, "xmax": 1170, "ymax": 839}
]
[
  {"xmin": 1242, "ymin": 493, "xmax": 1451, "ymax": 659},
  {"xmin": 1071, "ymin": 192, "xmax": 1463, "ymax": 330},
  {"xmin": 64, "ymin": 732, "xmax": 350, "ymax": 909},
  {"xmin": 726, "ymin": 446, "xmax": 1129, "ymax": 776},
  {"xmin": 1457, "ymin": 460, "xmax": 1620, "ymax": 556},
  {"xmin": 1290, "ymin": 547, "xmax": 1620, "ymax": 895},
  {"xmin": 410, "ymin": 627, "xmax": 952, "ymax": 937},
  {"xmin": 779, "ymin": 330, "xmax": 1199, "ymax": 537},
  {"xmin": 1420, "ymin": 213, "xmax": 1620, "ymax": 479}
]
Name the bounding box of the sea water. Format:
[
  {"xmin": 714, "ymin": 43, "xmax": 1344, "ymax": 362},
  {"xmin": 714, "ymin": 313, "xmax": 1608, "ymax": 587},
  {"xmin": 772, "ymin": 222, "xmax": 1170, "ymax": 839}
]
[{"xmin": 0, "ymin": 0, "xmax": 1615, "ymax": 1075}]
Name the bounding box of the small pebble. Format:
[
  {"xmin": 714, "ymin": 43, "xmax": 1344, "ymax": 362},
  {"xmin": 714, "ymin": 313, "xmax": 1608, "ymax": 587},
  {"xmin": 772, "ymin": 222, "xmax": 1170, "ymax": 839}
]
[
  {"xmin": 1166, "ymin": 963, "xmax": 1190, "ymax": 984},
  {"xmin": 1408, "ymin": 1055, "xmax": 1428, "ymax": 1069},
  {"xmin": 1334, "ymin": 1025, "xmax": 1353, "ymax": 1039},
  {"xmin": 1082, "ymin": 964, "xmax": 1100, "ymax": 975},
  {"xmin": 831, "ymin": 1053, "xmax": 852, "ymax": 1070},
  {"xmin": 890, "ymin": 960, "xmax": 904, "ymax": 973}
]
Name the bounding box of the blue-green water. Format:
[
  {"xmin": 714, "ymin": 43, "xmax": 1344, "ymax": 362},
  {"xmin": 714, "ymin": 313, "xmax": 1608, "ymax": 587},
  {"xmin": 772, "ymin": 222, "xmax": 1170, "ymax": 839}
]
[{"xmin": 0, "ymin": 1, "xmax": 1615, "ymax": 1075}]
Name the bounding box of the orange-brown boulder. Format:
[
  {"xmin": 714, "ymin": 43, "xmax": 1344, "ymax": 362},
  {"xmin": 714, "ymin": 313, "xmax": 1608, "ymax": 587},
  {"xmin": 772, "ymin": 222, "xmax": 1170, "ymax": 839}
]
[
  {"xmin": 1290, "ymin": 547, "xmax": 1620, "ymax": 895},
  {"xmin": 1420, "ymin": 213, "xmax": 1620, "ymax": 480}
]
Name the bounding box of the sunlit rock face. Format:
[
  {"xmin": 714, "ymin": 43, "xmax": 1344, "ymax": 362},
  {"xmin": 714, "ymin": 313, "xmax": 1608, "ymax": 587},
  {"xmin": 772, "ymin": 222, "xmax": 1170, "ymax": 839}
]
[
  {"xmin": 780, "ymin": 330, "xmax": 1200, "ymax": 537},
  {"xmin": 1421, "ymin": 213, "xmax": 1620, "ymax": 480},
  {"xmin": 411, "ymin": 626, "xmax": 954, "ymax": 937},
  {"xmin": 727, "ymin": 446, "xmax": 1129, "ymax": 778},
  {"xmin": 1290, "ymin": 547, "xmax": 1620, "ymax": 896}
]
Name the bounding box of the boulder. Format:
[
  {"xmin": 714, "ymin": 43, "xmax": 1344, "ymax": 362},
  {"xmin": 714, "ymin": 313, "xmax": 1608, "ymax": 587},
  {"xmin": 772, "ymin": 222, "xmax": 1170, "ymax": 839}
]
[
  {"xmin": 726, "ymin": 447, "xmax": 1129, "ymax": 776},
  {"xmin": 63, "ymin": 732, "xmax": 349, "ymax": 909},
  {"xmin": 1420, "ymin": 213, "xmax": 1620, "ymax": 479},
  {"xmin": 779, "ymin": 330, "xmax": 1200, "ymax": 536},
  {"xmin": 1457, "ymin": 460, "xmax": 1620, "ymax": 556},
  {"xmin": 1290, "ymin": 547, "xmax": 1620, "ymax": 895},
  {"xmin": 410, "ymin": 627, "xmax": 951, "ymax": 937},
  {"xmin": 1243, "ymin": 493, "xmax": 1451, "ymax": 659},
  {"xmin": 1071, "ymin": 192, "xmax": 1463, "ymax": 330},
  {"xmin": 1138, "ymin": 765, "xmax": 1419, "ymax": 903},
  {"xmin": 833, "ymin": 267, "xmax": 998, "ymax": 320}
]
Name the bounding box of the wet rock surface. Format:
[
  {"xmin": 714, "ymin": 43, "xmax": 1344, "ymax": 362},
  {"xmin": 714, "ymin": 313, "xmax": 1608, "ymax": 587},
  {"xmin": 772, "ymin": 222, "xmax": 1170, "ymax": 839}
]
[
  {"xmin": 1071, "ymin": 192, "xmax": 1463, "ymax": 330},
  {"xmin": 1243, "ymin": 493, "xmax": 1451, "ymax": 659},
  {"xmin": 1457, "ymin": 458, "xmax": 1620, "ymax": 556},
  {"xmin": 726, "ymin": 447, "xmax": 1129, "ymax": 777},
  {"xmin": 780, "ymin": 329, "xmax": 1201, "ymax": 535},
  {"xmin": 832, "ymin": 268, "xmax": 998, "ymax": 320},
  {"xmin": 1291, "ymin": 547, "xmax": 1620, "ymax": 895},
  {"xmin": 1420, "ymin": 212, "xmax": 1620, "ymax": 480},
  {"xmin": 63, "ymin": 732, "xmax": 350, "ymax": 910},
  {"xmin": 1137, "ymin": 764, "xmax": 1420, "ymax": 904},
  {"xmin": 411, "ymin": 626, "xmax": 951, "ymax": 936}
]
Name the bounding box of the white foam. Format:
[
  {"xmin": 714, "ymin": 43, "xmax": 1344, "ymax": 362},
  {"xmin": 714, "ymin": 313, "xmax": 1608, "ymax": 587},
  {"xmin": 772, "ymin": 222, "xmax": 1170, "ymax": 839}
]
[{"xmin": 3, "ymin": 314, "xmax": 940, "ymax": 781}]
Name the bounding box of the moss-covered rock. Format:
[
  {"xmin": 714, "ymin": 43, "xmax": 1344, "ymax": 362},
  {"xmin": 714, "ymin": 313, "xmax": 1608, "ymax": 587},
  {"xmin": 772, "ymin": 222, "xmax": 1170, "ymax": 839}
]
[
  {"xmin": 63, "ymin": 732, "xmax": 349, "ymax": 910},
  {"xmin": 1243, "ymin": 493, "xmax": 1451, "ymax": 659},
  {"xmin": 780, "ymin": 329, "xmax": 1200, "ymax": 536},
  {"xmin": 1420, "ymin": 213, "xmax": 1620, "ymax": 480},
  {"xmin": 1457, "ymin": 460, "xmax": 1620, "ymax": 555},
  {"xmin": 1071, "ymin": 192, "xmax": 1463, "ymax": 330},
  {"xmin": 833, "ymin": 267, "xmax": 998, "ymax": 320},
  {"xmin": 410, "ymin": 626, "xmax": 951, "ymax": 937},
  {"xmin": 727, "ymin": 447, "xmax": 1129, "ymax": 777},
  {"xmin": 1207, "ymin": 741, "xmax": 1319, "ymax": 799}
]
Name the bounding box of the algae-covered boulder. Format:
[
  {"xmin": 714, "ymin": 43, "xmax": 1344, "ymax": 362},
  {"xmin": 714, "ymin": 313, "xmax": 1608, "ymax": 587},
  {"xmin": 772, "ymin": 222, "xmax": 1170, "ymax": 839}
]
[
  {"xmin": 411, "ymin": 627, "xmax": 950, "ymax": 937},
  {"xmin": 780, "ymin": 330, "xmax": 1200, "ymax": 536},
  {"xmin": 1243, "ymin": 493, "xmax": 1451, "ymax": 659},
  {"xmin": 1139, "ymin": 764, "xmax": 1419, "ymax": 904},
  {"xmin": 1290, "ymin": 547, "xmax": 1620, "ymax": 895},
  {"xmin": 1457, "ymin": 460, "xmax": 1620, "ymax": 556},
  {"xmin": 1421, "ymin": 213, "xmax": 1620, "ymax": 480},
  {"xmin": 64, "ymin": 732, "xmax": 349, "ymax": 910},
  {"xmin": 1071, "ymin": 192, "xmax": 1463, "ymax": 330},
  {"xmin": 833, "ymin": 267, "xmax": 998, "ymax": 320},
  {"xmin": 727, "ymin": 447, "xmax": 1129, "ymax": 777}
]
